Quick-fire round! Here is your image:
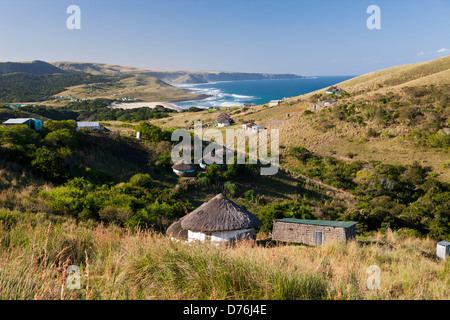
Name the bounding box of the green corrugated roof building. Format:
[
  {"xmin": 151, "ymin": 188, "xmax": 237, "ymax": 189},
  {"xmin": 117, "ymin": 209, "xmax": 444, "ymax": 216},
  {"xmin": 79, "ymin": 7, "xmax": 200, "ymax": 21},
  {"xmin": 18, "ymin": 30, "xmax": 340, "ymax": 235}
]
[{"xmin": 272, "ymin": 218, "xmax": 357, "ymax": 245}]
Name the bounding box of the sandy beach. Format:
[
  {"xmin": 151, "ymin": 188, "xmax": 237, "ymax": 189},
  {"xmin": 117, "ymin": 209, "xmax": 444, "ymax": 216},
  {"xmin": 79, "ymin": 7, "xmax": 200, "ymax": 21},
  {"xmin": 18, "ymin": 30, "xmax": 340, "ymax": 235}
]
[{"xmin": 108, "ymin": 102, "xmax": 183, "ymax": 111}]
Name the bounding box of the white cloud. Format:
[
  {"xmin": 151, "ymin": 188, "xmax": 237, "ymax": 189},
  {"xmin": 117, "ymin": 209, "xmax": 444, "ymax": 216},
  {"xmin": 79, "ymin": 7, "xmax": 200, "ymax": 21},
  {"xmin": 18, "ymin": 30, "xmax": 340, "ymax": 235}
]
[
  {"xmin": 436, "ymin": 48, "xmax": 449, "ymax": 54},
  {"xmin": 417, "ymin": 48, "xmax": 450, "ymax": 57}
]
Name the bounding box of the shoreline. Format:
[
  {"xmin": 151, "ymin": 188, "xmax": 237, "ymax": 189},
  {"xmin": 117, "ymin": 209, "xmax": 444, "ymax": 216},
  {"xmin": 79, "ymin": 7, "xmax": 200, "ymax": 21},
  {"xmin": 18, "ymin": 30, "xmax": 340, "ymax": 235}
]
[{"xmin": 108, "ymin": 94, "xmax": 213, "ymax": 111}]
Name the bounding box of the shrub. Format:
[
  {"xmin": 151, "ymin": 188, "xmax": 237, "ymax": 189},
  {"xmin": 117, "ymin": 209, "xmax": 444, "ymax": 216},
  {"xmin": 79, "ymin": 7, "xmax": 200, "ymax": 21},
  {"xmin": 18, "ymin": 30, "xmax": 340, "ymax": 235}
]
[
  {"xmin": 223, "ymin": 181, "xmax": 239, "ymax": 197},
  {"xmin": 99, "ymin": 207, "xmax": 133, "ymax": 225},
  {"xmin": 244, "ymin": 190, "xmax": 255, "ymax": 202},
  {"xmin": 129, "ymin": 174, "xmax": 153, "ymax": 188}
]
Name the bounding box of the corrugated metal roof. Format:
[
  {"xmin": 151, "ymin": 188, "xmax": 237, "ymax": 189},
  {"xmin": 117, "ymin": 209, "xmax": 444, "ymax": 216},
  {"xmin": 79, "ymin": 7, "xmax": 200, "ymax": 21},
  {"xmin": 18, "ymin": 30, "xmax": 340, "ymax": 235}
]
[
  {"xmin": 77, "ymin": 122, "xmax": 100, "ymax": 127},
  {"xmin": 274, "ymin": 218, "xmax": 357, "ymax": 228},
  {"xmin": 437, "ymin": 241, "xmax": 450, "ymax": 246},
  {"xmin": 3, "ymin": 118, "xmax": 31, "ymax": 124}
]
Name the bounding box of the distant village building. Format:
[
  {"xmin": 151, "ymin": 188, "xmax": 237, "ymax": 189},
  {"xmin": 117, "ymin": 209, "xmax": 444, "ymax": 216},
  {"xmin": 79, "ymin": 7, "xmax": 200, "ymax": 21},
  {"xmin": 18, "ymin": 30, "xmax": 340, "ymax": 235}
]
[
  {"xmin": 217, "ymin": 118, "xmax": 231, "ymax": 127},
  {"xmin": 76, "ymin": 122, "xmax": 101, "ymax": 131},
  {"xmin": 216, "ymin": 113, "xmax": 233, "ymax": 127},
  {"xmin": 311, "ymin": 103, "xmax": 326, "ymax": 111},
  {"xmin": 242, "ymin": 103, "xmax": 256, "ymax": 108},
  {"xmin": 324, "ymin": 97, "xmax": 338, "ymax": 106},
  {"xmin": 326, "ymin": 86, "xmax": 347, "ymax": 95},
  {"xmin": 251, "ymin": 125, "xmax": 267, "ymax": 133},
  {"xmin": 242, "ymin": 122, "xmax": 256, "ymax": 130},
  {"xmin": 2, "ymin": 118, "xmax": 43, "ymax": 131},
  {"xmin": 172, "ymin": 159, "xmax": 197, "ymax": 177},
  {"xmin": 167, "ymin": 193, "xmax": 261, "ymax": 244},
  {"xmin": 272, "ymin": 218, "xmax": 357, "ymax": 245},
  {"xmin": 436, "ymin": 241, "xmax": 450, "ymax": 260},
  {"xmin": 269, "ymin": 100, "xmax": 282, "ymax": 108}
]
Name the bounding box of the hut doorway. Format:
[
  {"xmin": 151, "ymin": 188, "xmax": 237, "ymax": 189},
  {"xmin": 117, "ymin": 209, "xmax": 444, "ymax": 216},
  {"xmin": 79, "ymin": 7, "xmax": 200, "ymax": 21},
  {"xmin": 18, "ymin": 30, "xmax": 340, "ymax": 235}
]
[{"xmin": 315, "ymin": 231, "xmax": 324, "ymax": 245}]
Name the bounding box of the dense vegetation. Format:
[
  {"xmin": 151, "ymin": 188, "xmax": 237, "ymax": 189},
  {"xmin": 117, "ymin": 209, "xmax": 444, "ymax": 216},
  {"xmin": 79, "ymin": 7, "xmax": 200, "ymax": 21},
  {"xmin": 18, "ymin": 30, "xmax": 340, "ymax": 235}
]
[
  {"xmin": 288, "ymin": 146, "xmax": 450, "ymax": 238},
  {"xmin": 0, "ymin": 73, "xmax": 124, "ymax": 102},
  {"xmin": 64, "ymin": 99, "xmax": 175, "ymax": 122},
  {"xmin": 0, "ymin": 99, "xmax": 175, "ymax": 123},
  {"xmin": 311, "ymin": 85, "xmax": 449, "ymax": 149}
]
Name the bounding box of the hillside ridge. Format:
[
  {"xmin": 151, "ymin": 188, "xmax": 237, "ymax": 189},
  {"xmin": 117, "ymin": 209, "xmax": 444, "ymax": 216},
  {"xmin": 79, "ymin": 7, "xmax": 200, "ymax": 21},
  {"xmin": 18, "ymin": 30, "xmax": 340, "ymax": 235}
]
[{"xmin": 51, "ymin": 61, "xmax": 304, "ymax": 84}]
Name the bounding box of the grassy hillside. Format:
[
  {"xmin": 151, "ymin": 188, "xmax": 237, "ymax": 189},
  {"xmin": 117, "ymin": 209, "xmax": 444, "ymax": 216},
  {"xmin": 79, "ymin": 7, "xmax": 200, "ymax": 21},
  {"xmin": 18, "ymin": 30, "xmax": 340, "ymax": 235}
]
[
  {"xmin": 57, "ymin": 74, "xmax": 205, "ymax": 103},
  {"xmin": 0, "ymin": 57, "xmax": 448, "ymax": 300},
  {"xmin": 0, "ymin": 73, "xmax": 122, "ymax": 103},
  {"xmin": 294, "ymin": 55, "xmax": 450, "ymax": 99},
  {"xmin": 149, "ymin": 56, "xmax": 449, "ymax": 182}
]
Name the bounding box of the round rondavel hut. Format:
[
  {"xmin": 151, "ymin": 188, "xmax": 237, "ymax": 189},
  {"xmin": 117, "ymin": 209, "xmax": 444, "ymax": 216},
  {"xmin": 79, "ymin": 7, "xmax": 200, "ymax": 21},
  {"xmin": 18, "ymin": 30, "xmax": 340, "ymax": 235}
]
[
  {"xmin": 166, "ymin": 194, "xmax": 261, "ymax": 244},
  {"xmin": 171, "ymin": 159, "xmax": 197, "ymax": 177}
]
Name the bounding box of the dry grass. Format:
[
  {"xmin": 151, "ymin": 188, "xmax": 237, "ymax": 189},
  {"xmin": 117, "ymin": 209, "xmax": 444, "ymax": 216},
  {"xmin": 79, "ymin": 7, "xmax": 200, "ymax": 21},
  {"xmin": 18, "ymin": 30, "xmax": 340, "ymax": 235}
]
[{"xmin": 0, "ymin": 219, "xmax": 448, "ymax": 300}]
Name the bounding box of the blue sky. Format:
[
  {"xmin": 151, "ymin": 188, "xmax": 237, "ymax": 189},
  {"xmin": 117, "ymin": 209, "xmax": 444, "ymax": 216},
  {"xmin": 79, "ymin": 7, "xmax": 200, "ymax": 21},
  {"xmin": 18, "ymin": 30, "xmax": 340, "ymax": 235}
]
[{"xmin": 0, "ymin": 0, "xmax": 449, "ymax": 76}]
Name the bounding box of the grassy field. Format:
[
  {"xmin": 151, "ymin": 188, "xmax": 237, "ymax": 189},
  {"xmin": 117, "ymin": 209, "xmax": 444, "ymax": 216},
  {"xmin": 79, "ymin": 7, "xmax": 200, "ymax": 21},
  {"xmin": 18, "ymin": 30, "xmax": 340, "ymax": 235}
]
[{"xmin": 0, "ymin": 217, "xmax": 448, "ymax": 300}]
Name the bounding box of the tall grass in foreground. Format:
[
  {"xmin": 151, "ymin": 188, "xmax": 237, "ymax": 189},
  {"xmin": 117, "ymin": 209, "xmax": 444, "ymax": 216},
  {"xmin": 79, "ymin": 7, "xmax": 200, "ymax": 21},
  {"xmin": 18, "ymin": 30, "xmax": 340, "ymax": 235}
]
[{"xmin": 0, "ymin": 219, "xmax": 448, "ymax": 300}]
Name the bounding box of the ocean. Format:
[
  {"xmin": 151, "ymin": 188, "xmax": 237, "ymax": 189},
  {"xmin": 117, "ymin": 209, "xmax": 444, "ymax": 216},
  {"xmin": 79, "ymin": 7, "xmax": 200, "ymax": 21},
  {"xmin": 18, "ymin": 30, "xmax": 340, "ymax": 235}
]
[{"xmin": 172, "ymin": 76, "xmax": 355, "ymax": 109}]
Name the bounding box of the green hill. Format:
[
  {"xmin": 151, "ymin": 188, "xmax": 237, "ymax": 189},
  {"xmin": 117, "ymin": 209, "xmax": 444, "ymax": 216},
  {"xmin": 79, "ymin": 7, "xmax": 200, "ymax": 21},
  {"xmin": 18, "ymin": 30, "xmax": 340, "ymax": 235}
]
[
  {"xmin": 0, "ymin": 72, "xmax": 124, "ymax": 103},
  {"xmin": 0, "ymin": 60, "xmax": 66, "ymax": 76}
]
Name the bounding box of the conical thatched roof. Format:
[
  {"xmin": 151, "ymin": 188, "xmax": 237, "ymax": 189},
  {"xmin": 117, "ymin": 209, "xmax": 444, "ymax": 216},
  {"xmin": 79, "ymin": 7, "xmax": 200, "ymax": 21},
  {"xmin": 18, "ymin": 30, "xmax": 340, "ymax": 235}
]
[
  {"xmin": 166, "ymin": 216, "xmax": 188, "ymax": 240},
  {"xmin": 181, "ymin": 194, "xmax": 261, "ymax": 233},
  {"xmin": 172, "ymin": 159, "xmax": 196, "ymax": 171}
]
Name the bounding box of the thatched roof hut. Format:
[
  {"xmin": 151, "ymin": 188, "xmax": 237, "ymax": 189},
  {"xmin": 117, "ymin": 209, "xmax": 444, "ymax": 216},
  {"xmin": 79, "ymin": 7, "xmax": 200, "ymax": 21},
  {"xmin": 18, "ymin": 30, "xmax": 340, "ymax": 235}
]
[
  {"xmin": 172, "ymin": 159, "xmax": 197, "ymax": 176},
  {"xmin": 166, "ymin": 216, "xmax": 188, "ymax": 240},
  {"xmin": 181, "ymin": 193, "xmax": 261, "ymax": 233}
]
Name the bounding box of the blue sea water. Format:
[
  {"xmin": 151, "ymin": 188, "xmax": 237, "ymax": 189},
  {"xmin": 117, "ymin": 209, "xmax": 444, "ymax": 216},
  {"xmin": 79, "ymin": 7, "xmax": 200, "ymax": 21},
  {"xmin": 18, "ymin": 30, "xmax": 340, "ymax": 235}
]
[{"xmin": 173, "ymin": 76, "xmax": 355, "ymax": 109}]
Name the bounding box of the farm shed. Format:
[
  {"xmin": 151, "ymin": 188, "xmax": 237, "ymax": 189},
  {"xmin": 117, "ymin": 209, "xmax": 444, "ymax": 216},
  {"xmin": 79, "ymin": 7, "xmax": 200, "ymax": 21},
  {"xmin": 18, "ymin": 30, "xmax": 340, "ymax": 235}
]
[
  {"xmin": 3, "ymin": 118, "xmax": 43, "ymax": 131},
  {"xmin": 179, "ymin": 193, "xmax": 262, "ymax": 245},
  {"xmin": 272, "ymin": 218, "xmax": 357, "ymax": 245},
  {"xmin": 77, "ymin": 121, "xmax": 101, "ymax": 131}
]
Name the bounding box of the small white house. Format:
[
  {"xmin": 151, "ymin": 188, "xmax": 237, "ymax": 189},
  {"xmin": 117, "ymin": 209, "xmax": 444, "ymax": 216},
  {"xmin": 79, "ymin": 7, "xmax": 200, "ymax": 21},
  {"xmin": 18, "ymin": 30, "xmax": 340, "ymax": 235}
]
[
  {"xmin": 242, "ymin": 122, "xmax": 256, "ymax": 130},
  {"xmin": 217, "ymin": 119, "xmax": 231, "ymax": 127},
  {"xmin": 437, "ymin": 241, "xmax": 450, "ymax": 260},
  {"xmin": 251, "ymin": 125, "xmax": 266, "ymax": 133},
  {"xmin": 175, "ymin": 193, "xmax": 261, "ymax": 245},
  {"xmin": 269, "ymin": 100, "xmax": 282, "ymax": 108}
]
